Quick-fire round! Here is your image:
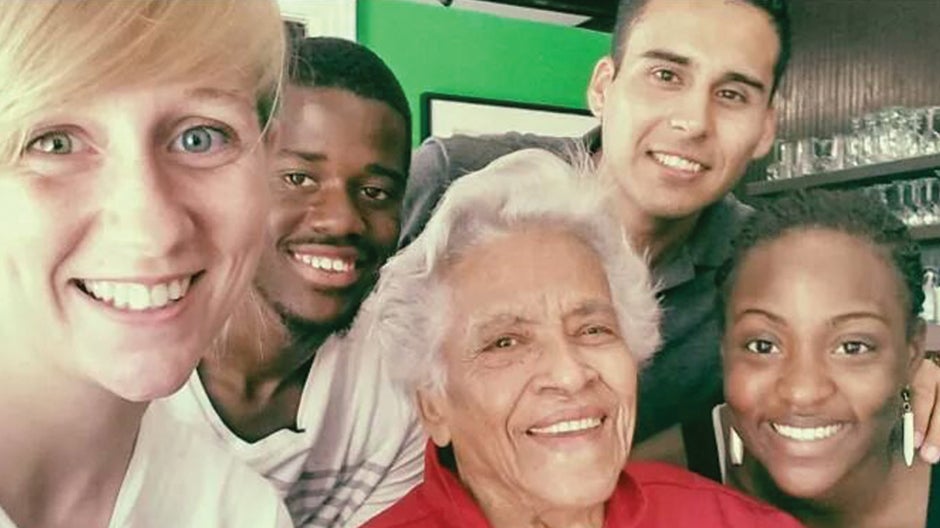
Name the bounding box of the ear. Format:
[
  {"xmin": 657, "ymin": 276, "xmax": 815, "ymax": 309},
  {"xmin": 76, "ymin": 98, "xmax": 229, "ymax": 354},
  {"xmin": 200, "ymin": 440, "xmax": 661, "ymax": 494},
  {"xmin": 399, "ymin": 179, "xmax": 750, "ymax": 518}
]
[
  {"xmin": 906, "ymin": 318, "xmax": 928, "ymax": 380},
  {"xmin": 751, "ymin": 105, "xmax": 777, "ymax": 160},
  {"xmin": 416, "ymin": 388, "xmax": 452, "ymax": 447},
  {"xmin": 587, "ymin": 56, "xmax": 617, "ymax": 119}
]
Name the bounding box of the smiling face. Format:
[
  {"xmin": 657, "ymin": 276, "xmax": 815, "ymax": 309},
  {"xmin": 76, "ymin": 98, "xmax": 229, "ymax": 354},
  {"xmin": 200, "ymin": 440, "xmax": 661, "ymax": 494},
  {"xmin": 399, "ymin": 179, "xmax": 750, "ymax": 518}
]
[
  {"xmin": 588, "ymin": 0, "xmax": 778, "ymax": 222},
  {"xmin": 723, "ymin": 228, "xmax": 920, "ymax": 499},
  {"xmin": 419, "ymin": 227, "xmax": 635, "ymax": 516},
  {"xmin": 254, "ymin": 85, "xmax": 407, "ymax": 331},
  {"xmin": 0, "ymin": 82, "xmax": 270, "ymax": 401}
]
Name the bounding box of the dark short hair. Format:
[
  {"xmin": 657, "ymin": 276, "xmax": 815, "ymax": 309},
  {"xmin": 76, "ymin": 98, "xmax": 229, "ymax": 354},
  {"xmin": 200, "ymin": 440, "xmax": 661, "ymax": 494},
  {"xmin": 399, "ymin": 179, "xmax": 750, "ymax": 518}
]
[
  {"xmin": 610, "ymin": 0, "xmax": 791, "ymax": 96},
  {"xmin": 717, "ymin": 189, "xmax": 925, "ymax": 337},
  {"xmin": 288, "ymin": 37, "xmax": 412, "ymax": 170}
]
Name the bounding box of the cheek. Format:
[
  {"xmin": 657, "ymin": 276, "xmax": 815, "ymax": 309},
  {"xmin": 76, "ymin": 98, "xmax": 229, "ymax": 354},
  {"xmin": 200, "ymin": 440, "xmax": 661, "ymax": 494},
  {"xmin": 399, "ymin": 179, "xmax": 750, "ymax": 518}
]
[
  {"xmin": 449, "ymin": 369, "xmax": 527, "ymax": 428},
  {"xmin": 365, "ymin": 210, "xmax": 402, "ymax": 252},
  {"xmin": 267, "ymin": 199, "xmax": 307, "ymax": 239},
  {"xmin": 724, "ymin": 362, "xmax": 773, "ymax": 416},
  {"xmin": 717, "ymin": 117, "xmax": 767, "ymax": 165}
]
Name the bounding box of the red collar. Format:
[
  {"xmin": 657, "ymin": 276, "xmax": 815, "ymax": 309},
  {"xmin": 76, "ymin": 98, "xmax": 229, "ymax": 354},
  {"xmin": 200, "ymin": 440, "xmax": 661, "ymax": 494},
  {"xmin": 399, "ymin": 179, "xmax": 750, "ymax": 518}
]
[{"xmin": 420, "ymin": 440, "xmax": 647, "ymax": 527}]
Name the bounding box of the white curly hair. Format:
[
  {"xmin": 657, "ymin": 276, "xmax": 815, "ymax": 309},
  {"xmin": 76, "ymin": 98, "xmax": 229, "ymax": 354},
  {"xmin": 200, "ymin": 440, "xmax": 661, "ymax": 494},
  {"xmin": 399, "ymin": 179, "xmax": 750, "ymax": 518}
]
[{"xmin": 352, "ymin": 148, "xmax": 662, "ymax": 396}]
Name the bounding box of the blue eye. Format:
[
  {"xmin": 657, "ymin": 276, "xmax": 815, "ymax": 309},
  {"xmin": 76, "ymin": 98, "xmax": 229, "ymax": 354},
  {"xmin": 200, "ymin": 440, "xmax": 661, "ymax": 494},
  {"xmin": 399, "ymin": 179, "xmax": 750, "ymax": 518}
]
[
  {"xmin": 27, "ymin": 131, "xmax": 77, "ymax": 155},
  {"xmin": 175, "ymin": 126, "xmax": 229, "ymax": 154}
]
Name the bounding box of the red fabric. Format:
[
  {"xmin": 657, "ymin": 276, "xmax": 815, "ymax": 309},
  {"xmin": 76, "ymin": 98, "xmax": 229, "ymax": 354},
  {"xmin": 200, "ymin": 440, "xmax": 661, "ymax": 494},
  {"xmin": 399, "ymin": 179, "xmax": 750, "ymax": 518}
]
[{"xmin": 364, "ymin": 441, "xmax": 805, "ymax": 528}]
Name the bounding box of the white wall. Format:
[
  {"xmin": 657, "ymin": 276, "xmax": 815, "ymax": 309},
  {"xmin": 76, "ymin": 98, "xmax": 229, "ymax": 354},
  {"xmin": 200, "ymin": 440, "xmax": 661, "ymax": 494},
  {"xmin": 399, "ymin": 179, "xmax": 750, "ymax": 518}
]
[{"xmin": 277, "ymin": 0, "xmax": 357, "ymax": 40}]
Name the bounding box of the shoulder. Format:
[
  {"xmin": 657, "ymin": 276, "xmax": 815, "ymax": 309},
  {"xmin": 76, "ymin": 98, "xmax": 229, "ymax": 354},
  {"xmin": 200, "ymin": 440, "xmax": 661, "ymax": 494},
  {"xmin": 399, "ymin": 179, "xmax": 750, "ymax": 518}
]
[
  {"xmin": 627, "ymin": 462, "xmax": 801, "ymax": 526},
  {"xmin": 414, "ymin": 132, "xmax": 579, "ymax": 176},
  {"xmin": 361, "ymin": 484, "xmax": 442, "ymax": 528},
  {"xmin": 117, "ymin": 405, "xmax": 288, "ymax": 526}
]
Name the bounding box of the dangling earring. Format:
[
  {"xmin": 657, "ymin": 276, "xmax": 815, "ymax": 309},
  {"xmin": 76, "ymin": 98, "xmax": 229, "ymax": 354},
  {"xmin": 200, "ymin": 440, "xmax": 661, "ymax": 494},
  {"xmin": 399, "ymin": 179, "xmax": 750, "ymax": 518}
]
[
  {"xmin": 730, "ymin": 426, "xmax": 744, "ymax": 466},
  {"xmin": 902, "ymin": 386, "xmax": 914, "ymax": 467}
]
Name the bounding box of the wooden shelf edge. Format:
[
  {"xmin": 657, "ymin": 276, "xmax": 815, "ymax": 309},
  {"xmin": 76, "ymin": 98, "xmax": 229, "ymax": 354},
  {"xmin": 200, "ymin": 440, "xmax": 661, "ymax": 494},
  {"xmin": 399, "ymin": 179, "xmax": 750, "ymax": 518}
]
[
  {"xmin": 746, "ymin": 153, "xmax": 940, "ymax": 196},
  {"xmin": 911, "ymin": 225, "xmax": 940, "ymax": 242}
]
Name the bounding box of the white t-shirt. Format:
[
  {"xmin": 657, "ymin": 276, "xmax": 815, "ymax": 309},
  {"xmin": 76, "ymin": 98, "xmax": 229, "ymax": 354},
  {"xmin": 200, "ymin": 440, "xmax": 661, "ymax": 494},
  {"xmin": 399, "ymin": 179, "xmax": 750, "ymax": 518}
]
[
  {"xmin": 156, "ymin": 329, "xmax": 425, "ymax": 528},
  {"xmin": 0, "ymin": 404, "xmax": 291, "ymax": 528}
]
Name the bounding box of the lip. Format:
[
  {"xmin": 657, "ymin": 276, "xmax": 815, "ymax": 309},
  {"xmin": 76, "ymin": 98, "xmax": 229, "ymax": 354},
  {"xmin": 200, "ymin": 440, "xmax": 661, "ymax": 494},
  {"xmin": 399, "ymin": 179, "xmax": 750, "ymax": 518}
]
[
  {"xmin": 70, "ymin": 272, "xmax": 202, "ymax": 325},
  {"xmin": 285, "ymin": 244, "xmax": 365, "ymax": 290}
]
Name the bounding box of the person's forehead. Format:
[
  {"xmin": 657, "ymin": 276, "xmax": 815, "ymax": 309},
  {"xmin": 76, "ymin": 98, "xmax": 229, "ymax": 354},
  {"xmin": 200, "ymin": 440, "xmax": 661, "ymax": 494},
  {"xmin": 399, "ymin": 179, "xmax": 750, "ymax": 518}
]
[{"xmin": 621, "ymin": 0, "xmax": 778, "ymax": 75}]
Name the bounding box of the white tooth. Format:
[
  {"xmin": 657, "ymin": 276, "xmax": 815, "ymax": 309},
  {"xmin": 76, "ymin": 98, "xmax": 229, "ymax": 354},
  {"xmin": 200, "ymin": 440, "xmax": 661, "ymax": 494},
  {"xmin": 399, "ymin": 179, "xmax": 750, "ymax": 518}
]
[
  {"xmin": 98, "ymin": 281, "xmax": 114, "ymax": 302},
  {"xmin": 168, "ymin": 280, "xmax": 182, "ymax": 300},
  {"xmin": 86, "ymin": 281, "xmax": 102, "ymax": 299},
  {"xmin": 302, "ymin": 254, "xmax": 313, "ymax": 265},
  {"xmin": 179, "ymin": 276, "xmax": 191, "ymax": 297},
  {"xmin": 150, "ymin": 283, "xmax": 169, "ymax": 308},
  {"xmin": 127, "ymin": 284, "xmax": 151, "ymax": 311},
  {"xmin": 331, "ymin": 259, "xmax": 344, "ymax": 272},
  {"xmin": 112, "ymin": 283, "xmax": 129, "ymax": 309}
]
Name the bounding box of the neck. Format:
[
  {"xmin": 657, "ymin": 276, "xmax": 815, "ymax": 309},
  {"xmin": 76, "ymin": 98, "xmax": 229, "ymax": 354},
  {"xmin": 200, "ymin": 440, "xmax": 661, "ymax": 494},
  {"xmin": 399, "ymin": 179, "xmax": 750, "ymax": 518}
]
[
  {"xmin": 735, "ymin": 452, "xmax": 931, "ymax": 528},
  {"xmin": 595, "ymin": 151, "xmax": 701, "ymax": 265},
  {"xmin": 460, "ymin": 472, "xmax": 605, "ymax": 528},
  {"xmin": 0, "ymin": 345, "xmax": 144, "ymax": 527},
  {"xmin": 198, "ymin": 293, "xmax": 334, "ymax": 441}
]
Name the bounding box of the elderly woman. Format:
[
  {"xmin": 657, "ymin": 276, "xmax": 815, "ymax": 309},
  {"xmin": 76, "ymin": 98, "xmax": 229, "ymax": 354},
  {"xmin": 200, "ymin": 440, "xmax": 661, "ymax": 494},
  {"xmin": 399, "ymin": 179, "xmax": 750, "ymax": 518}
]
[
  {"xmin": 716, "ymin": 189, "xmax": 938, "ymax": 527},
  {"xmin": 360, "ymin": 149, "xmax": 802, "ymax": 528},
  {"xmin": 0, "ymin": 1, "xmax": 289, "ymax": 526}
]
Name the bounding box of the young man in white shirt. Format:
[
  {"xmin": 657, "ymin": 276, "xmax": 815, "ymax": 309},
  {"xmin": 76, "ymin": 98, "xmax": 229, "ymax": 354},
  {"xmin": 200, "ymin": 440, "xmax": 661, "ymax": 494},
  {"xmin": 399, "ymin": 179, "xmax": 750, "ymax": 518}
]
[{"xmin": 159, "ymin": 37, "xmax": 422, "ymax": 528}]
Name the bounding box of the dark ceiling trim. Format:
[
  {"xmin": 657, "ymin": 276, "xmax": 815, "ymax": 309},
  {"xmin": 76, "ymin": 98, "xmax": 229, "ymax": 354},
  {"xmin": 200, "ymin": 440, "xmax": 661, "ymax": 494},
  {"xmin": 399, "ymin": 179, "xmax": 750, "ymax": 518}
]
[{"xmin": 475, "ymin": 0, "xmax": 618, "ymax": 19}]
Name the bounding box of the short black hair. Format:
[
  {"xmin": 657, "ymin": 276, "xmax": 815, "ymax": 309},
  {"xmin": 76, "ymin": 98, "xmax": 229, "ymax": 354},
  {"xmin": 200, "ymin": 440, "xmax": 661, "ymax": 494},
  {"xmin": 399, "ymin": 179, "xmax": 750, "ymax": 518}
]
[
  {"xmin": 288, "ymin": 36, "xmax": 412, "ymax": 170},
  {"xmin": 717, "ymin": 189, "xmax": 925, "ymax": 337},
  {"xmin": 610, "ymin": 0, "xmax": 791, "ymax": 96}
]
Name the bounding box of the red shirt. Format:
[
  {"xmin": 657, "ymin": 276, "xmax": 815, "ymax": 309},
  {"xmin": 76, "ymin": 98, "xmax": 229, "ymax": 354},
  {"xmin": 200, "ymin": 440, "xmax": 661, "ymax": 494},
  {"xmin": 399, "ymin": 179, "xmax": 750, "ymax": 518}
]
[{"xmin": 364, "ymin": 442, "xmax": 804, "ymax": 528}]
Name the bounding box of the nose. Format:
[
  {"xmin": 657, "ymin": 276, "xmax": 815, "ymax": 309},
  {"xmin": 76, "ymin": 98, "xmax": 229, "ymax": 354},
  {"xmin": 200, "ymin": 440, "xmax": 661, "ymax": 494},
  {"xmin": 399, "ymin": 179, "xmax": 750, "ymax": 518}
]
[
  {"xmin": 667, "ymin": 89, "xmax": 711, "ymax": 139},
  {"xmin": 99, "ymin": 153, "xmax": 196, "ymax": 257},
  {"xmin": 533, "ymin": 337, "xmax": 600, "ymax": 395},
  {"xmin": 775, "ymin": 351, "xmax": 837, "ymax": 410},
  {"xmin": 304, "ymin": 184, "xmax": 366, "ymax": 238}
]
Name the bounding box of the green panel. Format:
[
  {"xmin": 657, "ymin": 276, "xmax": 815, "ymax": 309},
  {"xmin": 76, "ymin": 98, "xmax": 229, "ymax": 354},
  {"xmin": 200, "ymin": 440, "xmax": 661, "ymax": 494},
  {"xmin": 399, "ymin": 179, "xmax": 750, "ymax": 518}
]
[{"xmin": 357, "ymin": 0, "xmax": 610, "ymax": 146}]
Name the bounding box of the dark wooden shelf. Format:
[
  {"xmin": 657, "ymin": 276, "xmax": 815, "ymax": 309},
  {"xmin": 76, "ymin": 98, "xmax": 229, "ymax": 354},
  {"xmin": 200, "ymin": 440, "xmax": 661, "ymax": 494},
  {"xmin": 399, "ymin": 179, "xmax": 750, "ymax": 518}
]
[
  {"xmin": 911, "ymin": 225, "xmax": 940, "ymax": 243},
  {"xmin": 746, "ymin": 153, "xmax": 940, "ymax": 197}
]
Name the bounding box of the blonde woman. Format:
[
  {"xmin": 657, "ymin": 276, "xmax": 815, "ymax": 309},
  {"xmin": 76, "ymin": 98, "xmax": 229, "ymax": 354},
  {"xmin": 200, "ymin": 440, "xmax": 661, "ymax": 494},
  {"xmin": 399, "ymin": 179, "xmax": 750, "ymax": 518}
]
[{"xmin": 0, "ymin": 1, "xmax": 290, "ymax": 526}]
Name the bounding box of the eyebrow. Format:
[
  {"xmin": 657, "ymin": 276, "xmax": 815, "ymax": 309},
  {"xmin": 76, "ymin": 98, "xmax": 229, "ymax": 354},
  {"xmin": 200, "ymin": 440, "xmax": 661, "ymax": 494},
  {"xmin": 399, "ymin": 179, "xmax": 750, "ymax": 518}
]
[
  {"xmin": 733, "ymin": 307, "xmax": 784, "ymax": 324},
  {"xmin": 640, "ymin": 49, "xmax": 767, "ymax": 94},
  {"xmin": 366, "ymin": 163, "xmax": 406, "ymax": 185},
  {"xmin": 567, "ymin": 299, "xmax": 618, "ymax": 319},
  {"xmin": 468, "ymin": 313, "xmax": 534, "ymax": 337},
  {"xmin": 828, "ymin": 311, "xmax": 890, "ymax": 327},
  {"xmin": 183, "ymin": 87, "xmax": 253, "ymax": 107}
]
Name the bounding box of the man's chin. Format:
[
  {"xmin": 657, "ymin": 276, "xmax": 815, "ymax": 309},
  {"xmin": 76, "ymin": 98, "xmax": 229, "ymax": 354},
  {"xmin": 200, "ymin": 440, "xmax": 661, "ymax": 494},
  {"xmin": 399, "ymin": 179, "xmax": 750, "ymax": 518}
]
[{"xmin": 275, "ymin": 300, "xmax": 361, "ymax": 338}]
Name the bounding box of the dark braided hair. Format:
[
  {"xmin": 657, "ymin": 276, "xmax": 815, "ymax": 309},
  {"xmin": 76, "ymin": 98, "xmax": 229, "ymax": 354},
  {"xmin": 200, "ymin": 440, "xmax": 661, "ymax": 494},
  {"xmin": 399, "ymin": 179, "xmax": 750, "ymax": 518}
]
[
  {"xmin": 288, "ymin": 36, "xmax": 412, "ymax": 171},
  {"xmin": 717, "ymin": 188, "xmax": 925, "ymax": 337}
]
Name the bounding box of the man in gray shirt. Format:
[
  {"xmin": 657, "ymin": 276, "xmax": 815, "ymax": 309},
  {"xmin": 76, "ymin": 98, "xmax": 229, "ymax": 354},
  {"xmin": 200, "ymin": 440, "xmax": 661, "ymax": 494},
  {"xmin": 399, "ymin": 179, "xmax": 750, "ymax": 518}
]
[{"xmin": 400, "ymin": 0, "xmax": 789, "ymax": 466}]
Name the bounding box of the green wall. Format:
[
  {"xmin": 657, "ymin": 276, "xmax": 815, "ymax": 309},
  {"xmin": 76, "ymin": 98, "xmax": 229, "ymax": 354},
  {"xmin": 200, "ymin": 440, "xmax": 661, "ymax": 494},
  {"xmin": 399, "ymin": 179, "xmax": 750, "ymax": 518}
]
[{"xmin": 357, "ymin": 0, "xmax": 610, "ymax": 146}]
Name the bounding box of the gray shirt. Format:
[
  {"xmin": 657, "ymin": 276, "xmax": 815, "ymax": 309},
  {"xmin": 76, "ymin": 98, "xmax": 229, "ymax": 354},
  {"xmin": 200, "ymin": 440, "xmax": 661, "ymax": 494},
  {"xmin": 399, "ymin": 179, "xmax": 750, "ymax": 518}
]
[{"xmin": 400, "ymin": 130, "xmax": 751, "ymax": 442}]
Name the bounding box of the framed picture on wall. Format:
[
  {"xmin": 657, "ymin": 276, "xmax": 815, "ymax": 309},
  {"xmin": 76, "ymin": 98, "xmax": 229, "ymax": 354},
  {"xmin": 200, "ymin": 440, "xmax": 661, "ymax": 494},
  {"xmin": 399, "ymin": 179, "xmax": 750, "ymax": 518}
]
[{"xmin": 421, "ymin": 93, "xmax": 598, "ymax": 141}]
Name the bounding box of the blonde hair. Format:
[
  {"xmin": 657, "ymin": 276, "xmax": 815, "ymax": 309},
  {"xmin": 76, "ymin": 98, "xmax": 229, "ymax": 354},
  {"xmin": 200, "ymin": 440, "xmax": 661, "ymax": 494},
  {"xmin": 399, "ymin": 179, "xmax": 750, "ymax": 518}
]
[{"xmin": 0, "ymin": 0, "xmax": 285, "ymax": 163}]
